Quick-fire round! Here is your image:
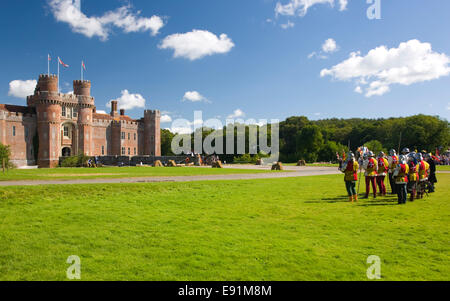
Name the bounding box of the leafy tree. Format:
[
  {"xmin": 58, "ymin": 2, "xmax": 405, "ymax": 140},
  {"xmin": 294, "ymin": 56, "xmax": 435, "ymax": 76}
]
[
  {"xmin": 0, "ymin": 143, "xmax": 11, "ymax": 168},
  {"xmin": 161, "ymin": 129, "xmax": 176, "ymax": 156}
]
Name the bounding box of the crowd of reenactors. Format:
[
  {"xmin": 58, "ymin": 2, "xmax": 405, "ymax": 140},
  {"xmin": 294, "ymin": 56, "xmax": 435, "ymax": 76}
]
[{"xmin": 339, "ymin": 148, "xmax": 437, "ymax": 204}]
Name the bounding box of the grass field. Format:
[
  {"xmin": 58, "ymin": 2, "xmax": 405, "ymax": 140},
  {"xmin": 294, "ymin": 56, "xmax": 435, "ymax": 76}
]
[
  {"xmin": 0, "ymin": 166, "xmax": 278, "ymax": 182},
  {"xmin": 437, "ymin": 165, "xmax": 450, "ymax": 171},
  {"xmin": 0, "ymin": 173, "xmax": 448, "ymax": 281}
]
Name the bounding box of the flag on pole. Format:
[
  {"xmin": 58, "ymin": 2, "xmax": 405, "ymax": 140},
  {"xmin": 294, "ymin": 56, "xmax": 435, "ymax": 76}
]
[
  {"xmin": 82, "ymin": 61, "xmax": 86, "ymax": 71},
  {"xmin": 58, "ymin": 57, "xmax": 69, "ymax": 68},
  {"xmin": 48, "ymin": 54, "xmax": 51, "ymax": 61}
]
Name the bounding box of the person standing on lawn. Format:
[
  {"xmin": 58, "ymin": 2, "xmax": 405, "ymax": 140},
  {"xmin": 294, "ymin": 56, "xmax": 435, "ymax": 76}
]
[
  {"xmin": 340, "ymin": 152, "xmax": 359, "ymax": 203},
  {"xmin": 363, "ymin": 151, "xmax": 378, "ymax": 199},
  {"xmin": 426, "ymin": 153, "xmax": 437, "ymax": 193},
  {"xmin": 376, "ymin": 151, "xmax": 389, "ymax": 196},
  {"xmin": 416, "ymin": 153, "xmax": 430, "ymax": 199},
  {"xmin": 407, "ymin": 153, "xmax": 419, "ymax": 202},
  {"xmin": 388, "ymin": 149, "xmax": 399, "ymax": 195},
  {"xmin": 393, "ymin": 155, "xmax": 410, "ymax": 205}
]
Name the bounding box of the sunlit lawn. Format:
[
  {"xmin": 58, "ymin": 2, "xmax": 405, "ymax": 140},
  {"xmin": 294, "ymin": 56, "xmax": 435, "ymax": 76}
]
[{"xmin": 0, "ymin": 173, "xmax": 448, "ymax": 281}]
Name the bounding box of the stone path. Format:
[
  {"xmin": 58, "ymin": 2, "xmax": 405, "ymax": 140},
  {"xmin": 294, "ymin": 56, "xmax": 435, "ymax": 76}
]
[{"xmin": 0, "ymin": 166, "xmax": 341, "ymax": 187}]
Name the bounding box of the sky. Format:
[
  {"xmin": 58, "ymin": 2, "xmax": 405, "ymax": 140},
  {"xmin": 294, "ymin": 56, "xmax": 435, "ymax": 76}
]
[{"xmin": 1, "ymin": 0, "xmax": 449, "ymax": 133}]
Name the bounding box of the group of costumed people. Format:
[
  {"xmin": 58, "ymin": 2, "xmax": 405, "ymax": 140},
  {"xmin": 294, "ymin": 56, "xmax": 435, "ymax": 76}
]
[{"xmin": 339, "ymin": 147, "xmax": 437, "ymax": 204}]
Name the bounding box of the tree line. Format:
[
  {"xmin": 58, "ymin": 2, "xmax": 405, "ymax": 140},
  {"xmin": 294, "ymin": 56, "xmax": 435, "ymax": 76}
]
[{"xmin": 161, "ymin": 114, "xmax": 449, "ymax": 163}]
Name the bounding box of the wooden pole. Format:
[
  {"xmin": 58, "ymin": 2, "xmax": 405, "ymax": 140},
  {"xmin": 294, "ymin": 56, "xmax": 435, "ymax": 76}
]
[{"xmin": 2, "ymin": 158, "xmax": 5, "ymax": 174}]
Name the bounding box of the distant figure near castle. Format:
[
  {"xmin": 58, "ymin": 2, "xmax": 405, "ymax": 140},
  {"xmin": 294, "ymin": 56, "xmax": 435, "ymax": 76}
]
[{"xmin": 0, "ymin": 74, "xmax": 161, "ymax": 168}]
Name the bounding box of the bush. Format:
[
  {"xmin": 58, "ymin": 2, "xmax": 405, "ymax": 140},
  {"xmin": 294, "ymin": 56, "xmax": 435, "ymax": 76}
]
[
  {"xmin": 233, "ymin": 153, "xmax": 263, "ymax": 164},
  {"xmin": 0, "ymin": 143, "xmax": 14, "ymax": 169},
  {"xmin": 60, "ymin": 154, "xmax": 90, "ymax": 168}
]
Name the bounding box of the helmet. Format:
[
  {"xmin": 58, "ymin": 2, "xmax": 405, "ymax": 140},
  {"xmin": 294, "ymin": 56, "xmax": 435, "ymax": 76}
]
[
  {"xmin": 415, "ymin": 153, "xmax": 423, "ymax": 162},
  {"xmin": 399, "ymin": 155, "xmax": 407, "ymax": 165},
  {"xmin": 402, "ymin": 147, "xmax": 410, "ymax": 154},
  {"xmin": 363, "ymin": 153, "xmax": 369, "ymax": 160},
  {"xmin": 378, "ymin": 151, "xmax": 385, "ymax": 158},
  {"xmin": 389, "ymin": 149, "xmax": 396, "ymax": 156},
  {"xmin": 368, "ymin": 151, "xmax": 375, "ymax": 157},
  {"xmin": 347, "ymin": 152, "xmax": 355, "ymax": 160}
]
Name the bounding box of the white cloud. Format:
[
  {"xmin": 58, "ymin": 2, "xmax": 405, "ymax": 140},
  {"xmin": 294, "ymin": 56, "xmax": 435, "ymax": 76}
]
[
  {"xmin": 107, "ymin": 90, "xmax": 146, "ymax": 110},
  {"xmin": 182, "ymin": 91, "xmax": 210, "ymax": 103},
  {"xmin": 96, "ymin": 110, "xmax": 107, "ymax": 114},
  {"xmin": 160, "ymin": 114, "xmax": 172, "ymax": 123},
  {"xmin": 447, "ymin": 103, "xmax": 450, "ymax": 110},
  {"xmin": 48, "ymin": 0, "xmax": 165, "ymax": 41},
  {"xmin": 275, "ymin": 0, "xmax": 348, "ymax": 17},
  {"xmin": 159, "ymin": 29, "xmax": 235, "ymax": 61},
  {"xmin": 322, "ymin": 38, "xmax": 338, "ymax": 53},
  {"xmin": 8, "ymin": 80, "xmax": 37, "ymax": 98},
  {"xmin": 280, "ymin": 21, "xmax": 295, "ymax": 29},
  {"xmin": 308, "ymin": 38, "xmax": 338, "ymax": 59},
  {"xmin": 227, "ymin": 109, "xmax": 245, "ymax": 119},
  {"xmin": 354, "ymin": 86, "xmax": 363, "ymax": 94},
  {"xmin": 320, "ymin": 39, "xmax": 450, "ymax": 97}
]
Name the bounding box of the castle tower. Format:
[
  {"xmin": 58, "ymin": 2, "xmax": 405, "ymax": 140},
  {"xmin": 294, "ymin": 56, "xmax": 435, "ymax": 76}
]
[
  {"xmin": 144, "ymin": 110, "xmax": 161, "ymax": 156},
  {"xmin": 74, "ymin": 80, "xmax": 94, "ymax": 156},
  {"xmin": 36, "ymin": 74, "xmax": 62, "ymax": 168}
]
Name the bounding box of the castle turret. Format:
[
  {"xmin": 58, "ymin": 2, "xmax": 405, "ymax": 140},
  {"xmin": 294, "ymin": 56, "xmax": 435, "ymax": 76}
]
[
  {"xmin": 73, "ymin": 80, "xmax": 91, "ymax": 96},
  {"xmin": 37, "ymin": 74, "xmax": 58, "ymax": 93},
  {"xmin": 36, "ymin": 76, "xmax": 62, "ymax": 168},
  {"xmin": 144, "ymin": 110, "xmax": 161, "ymax": 156}
]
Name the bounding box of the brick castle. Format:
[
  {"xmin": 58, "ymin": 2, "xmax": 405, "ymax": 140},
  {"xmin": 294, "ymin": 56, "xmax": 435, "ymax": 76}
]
[{"xmin": 0, "ymin": 74, "xmax": 161, "ymax": 168}]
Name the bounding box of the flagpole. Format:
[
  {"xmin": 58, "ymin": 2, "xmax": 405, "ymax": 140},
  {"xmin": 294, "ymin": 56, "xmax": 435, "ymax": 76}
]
[
  {"xmin": 48, "ymin": 55, "xmax": 50, "ymax": 76},
  {"xmin": 81, "ymin": 61, "xmax": 83, "ymax": 81},
  {"xmin": 57, "ymin": 56, "xmax": 60, "ymax": 93}
]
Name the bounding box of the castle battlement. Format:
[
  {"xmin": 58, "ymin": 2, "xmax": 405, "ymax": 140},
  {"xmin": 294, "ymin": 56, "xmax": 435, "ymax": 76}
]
[{"xmin": 39, "ymin": 74, "xmax": 58, "ymax": 79}]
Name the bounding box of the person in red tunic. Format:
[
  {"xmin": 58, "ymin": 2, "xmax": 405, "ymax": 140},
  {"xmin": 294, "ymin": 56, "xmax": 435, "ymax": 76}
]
[
  {"xmin": 376, "ymin": 151, "xmax": 389, "ymax": 196},
  {"xmin": 362, "ymin": 151, "xmax": 378, "ymax": 199}
]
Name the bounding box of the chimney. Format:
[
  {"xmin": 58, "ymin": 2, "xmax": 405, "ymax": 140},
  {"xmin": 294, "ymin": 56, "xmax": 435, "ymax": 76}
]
[
  {"xmin": 120, "ymin": 109, "xmax": 125, "ymax": 116},
  {"xmin": 110, "ymin": 100, "xmax": 118, "ymax": 116}
]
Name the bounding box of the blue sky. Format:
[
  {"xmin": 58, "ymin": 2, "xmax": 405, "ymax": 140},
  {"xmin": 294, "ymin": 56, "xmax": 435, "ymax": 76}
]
[{"xmin": 1, "ymin": 0, "xmax": 449, "ymax": 131}]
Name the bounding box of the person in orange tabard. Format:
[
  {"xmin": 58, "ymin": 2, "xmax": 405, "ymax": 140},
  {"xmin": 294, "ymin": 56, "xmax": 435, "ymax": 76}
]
[
  {"xmin": 340, "ymin": 152, "xmax": 359, "ymax": 203},
  {"xmin": 376, "ymin": 151, "xmax": 389, "ymax": 196},
  {"xmin": 393, "ymin": 155, "xmax": 410, "ymax": 205},
  {"xmin": 387, "ymin": 149, "xmax": 399, "ymax": 195},
  {"xmin": 362, "ymin": 151, "xmax": 378, "ymax": 199}
]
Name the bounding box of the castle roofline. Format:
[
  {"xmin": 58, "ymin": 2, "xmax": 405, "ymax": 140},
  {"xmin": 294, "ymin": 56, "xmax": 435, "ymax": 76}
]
[{"xmin": 0, "ymin": 104, "xmax": 34, "ymax": 114}]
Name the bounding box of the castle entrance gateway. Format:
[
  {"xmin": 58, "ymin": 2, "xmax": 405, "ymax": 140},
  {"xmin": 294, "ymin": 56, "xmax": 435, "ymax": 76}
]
[{"xmin": 61, "ymin": 121, "xmax": 77, "ymax": 157}]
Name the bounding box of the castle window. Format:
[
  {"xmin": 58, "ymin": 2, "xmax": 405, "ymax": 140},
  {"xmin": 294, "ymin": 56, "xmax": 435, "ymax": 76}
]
[
  {"xmin": 128, "ymin": 148, "xmax": 130, "ymax": 155},
  {"xmin": 62, "ymin": 106, "xmax": 66, "ymax": 117},
  {"xmin": 134, "ymin": 133, "xmax": 136, "ymax": 141},
  {"xmin": 102, "ymin": 146, "xmax": 105, "ymax": 155},
  {"xmin": 121, "ymin": 132, "xmax": 125, "ymax": 140},
  {"xmin": 73, "ymin": 108, "xmax": 78, "ymax": 118},
  {"xmin": 128, "ymin": 133, "xmax": 130, "ymax": 140},
  {"xmin": 12, "ymin": 126, "xmax": 16, "ymax": 136},
  {"xmin": 63, "ymin": 126, "xmax": 70, "ymax": 138},
  {"xmin": 122, "ymin": 147, "xmax": 125, "ymax": 155},
  {"xmin": 134, "ymin": 148, "xmax": 136, "ymax": 155},
  {"xmin": 25, "ymin": 127, "xmax": 29, "ymax": 138}
]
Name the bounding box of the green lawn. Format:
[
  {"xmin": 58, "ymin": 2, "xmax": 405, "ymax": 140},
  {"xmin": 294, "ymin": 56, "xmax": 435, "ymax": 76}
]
[
  {"xmin": 0, "ymin": 166, "xmax": 278, "ymax": 181},
  {"xmin": 0, "ymin": 174, "xmax": 448, "ymax": 281},
  {"xmin": 437, "ymin": 165, "xmax": 450, "ymax": 171}
]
